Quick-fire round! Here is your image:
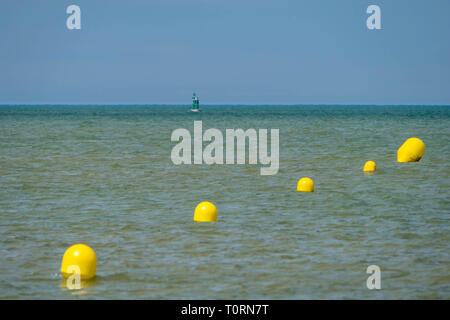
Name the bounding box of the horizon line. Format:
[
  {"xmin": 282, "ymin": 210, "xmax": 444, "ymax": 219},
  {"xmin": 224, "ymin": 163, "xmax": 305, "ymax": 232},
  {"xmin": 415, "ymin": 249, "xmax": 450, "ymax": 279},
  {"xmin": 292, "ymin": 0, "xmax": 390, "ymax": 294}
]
[{"xmin": 1, "ymin": 103, "xmax": 450, "ymax": 107}]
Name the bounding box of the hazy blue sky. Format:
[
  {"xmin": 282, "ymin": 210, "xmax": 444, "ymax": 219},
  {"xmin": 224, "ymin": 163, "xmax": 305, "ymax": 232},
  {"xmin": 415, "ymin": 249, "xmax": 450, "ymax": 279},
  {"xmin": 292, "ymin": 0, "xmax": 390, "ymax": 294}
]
[{"xmin": 1, "ymin": 0, "xmax": 449, "ymax": 105}]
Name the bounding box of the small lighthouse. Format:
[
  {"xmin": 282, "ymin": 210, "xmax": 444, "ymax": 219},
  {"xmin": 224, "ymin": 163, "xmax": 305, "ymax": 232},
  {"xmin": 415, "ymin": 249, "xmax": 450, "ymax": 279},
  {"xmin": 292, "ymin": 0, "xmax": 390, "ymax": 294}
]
[{"xmin": 190, "ymin": 92, "xmax": 200, "ymax": 112}]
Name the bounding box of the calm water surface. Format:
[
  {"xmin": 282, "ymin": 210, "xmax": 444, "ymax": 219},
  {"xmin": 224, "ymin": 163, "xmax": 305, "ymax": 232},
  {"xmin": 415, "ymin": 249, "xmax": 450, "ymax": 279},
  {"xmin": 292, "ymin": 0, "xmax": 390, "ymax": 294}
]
[{"xmin": 0, "ymin": 105, "xmax": 449, "ymax": 299}]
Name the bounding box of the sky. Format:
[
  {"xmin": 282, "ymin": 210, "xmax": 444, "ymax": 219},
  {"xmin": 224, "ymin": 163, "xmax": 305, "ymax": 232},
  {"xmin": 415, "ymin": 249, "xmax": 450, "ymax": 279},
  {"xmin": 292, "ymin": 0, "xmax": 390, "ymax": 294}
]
[{"xmin": 0, "ymin": 0, "xmax": 449, "ymax": 105}]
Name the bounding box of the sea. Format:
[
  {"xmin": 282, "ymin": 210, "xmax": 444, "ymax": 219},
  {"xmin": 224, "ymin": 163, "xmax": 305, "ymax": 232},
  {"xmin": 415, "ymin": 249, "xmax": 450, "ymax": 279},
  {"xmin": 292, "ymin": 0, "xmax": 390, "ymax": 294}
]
[{"xmin": 0, "ymin": 105, "xmax": 449, "ymax": 299}]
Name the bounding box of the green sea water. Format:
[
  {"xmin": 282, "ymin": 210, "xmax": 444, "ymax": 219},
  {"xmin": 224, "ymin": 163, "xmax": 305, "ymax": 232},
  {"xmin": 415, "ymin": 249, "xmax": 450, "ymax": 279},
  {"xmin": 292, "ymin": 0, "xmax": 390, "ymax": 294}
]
[{"xmin": 0, "ymin": 105, "xmax": 449, "ymax": 299}]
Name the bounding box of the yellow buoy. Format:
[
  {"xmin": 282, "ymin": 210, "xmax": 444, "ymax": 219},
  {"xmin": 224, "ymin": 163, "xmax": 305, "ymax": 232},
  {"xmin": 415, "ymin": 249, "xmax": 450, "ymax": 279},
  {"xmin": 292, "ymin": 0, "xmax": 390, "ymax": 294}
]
[
  {"xmin": 194, "ymin": 201, "xmax": 217, "ymax": 222},
  {"xmin": 363, "ymin": 160, "xmax": 376, "ymax": 172},
  {"xmin": 61, "ymin": 244, "xmax": 97, "ymax": 280},
  {"xmin": 397, "ymin": 137, "xmax": 425, "ymax": 162},
  {"xmin": 297, "ymin": 177, "xmax": 314, "ymax": 192}
]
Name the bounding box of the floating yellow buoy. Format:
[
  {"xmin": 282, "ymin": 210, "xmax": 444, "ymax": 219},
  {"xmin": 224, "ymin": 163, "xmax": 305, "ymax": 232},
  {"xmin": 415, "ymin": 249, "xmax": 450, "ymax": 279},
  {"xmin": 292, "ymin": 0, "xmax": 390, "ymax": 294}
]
[
  {"xmin": 193, "ymin": 201, "xmax": 217, "ymax": 222},
  {"xmin": 297, "ymin": 177, "xmax": 314, "ymax": 192},
  {"xmin": 363, "ymin": 160, "xmax": 376, "ymax": 172},
  {"xmin": 397, "ymin": 137, "xmax": 425, "ymax": 162},
  {"xmin": 61, "ymin": 244, "xmax": 97, "ymax": 280}
]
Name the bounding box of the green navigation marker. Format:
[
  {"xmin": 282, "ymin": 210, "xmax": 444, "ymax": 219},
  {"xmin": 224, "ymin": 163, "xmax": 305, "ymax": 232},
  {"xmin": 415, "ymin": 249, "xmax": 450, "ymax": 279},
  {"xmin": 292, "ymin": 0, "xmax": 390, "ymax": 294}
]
[{"xmin": 190, "ymin": 92, "xmax": 200, "ymax": 112}]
